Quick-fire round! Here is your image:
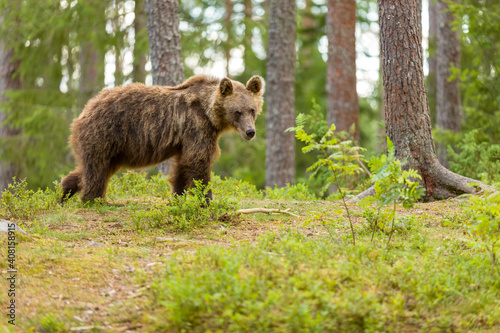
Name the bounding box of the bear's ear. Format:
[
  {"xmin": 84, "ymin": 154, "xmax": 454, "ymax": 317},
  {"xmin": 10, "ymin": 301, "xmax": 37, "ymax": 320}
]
[
  {"xmin": 246, "ymin": 76, "xmax": 264, "ymax": 95},
  {"xmin": 219, "ymin": 77, "xmax": 233, "ymax": 96}
]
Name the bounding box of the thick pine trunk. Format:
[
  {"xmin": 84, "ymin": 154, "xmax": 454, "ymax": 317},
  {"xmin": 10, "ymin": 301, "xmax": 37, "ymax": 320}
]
[
  {"xmin": 265, "ymin": 0, "xmax": 296, "ymax": 187},
  {"xmin": 145, "ymin": 0, "xmax": 184, "ymax": 176},
  {"xmin": 79, "ymin": 43, "xmax": 101, "ymax": 107},
  {"xmin": 224, "ymin": 0, "xmax": 233, "ymax": 76},
  {"xmin": 357, "ymin": 0, "xmax": 484, "ymax": 201},
  {"xmin": 113, "ymin": 0, "xmax": 124, "ymax": 86},
  {"xmin": 436, "ymin": 0, "xmax": 461, "ymax": 165},
  {"xmin": 133, "ymin": 0, "xmax": 148, "ymax": 83},
  {"xmin": 326, "ymin": 0, "xmax": 359, "ymax": 142},
  {"xmin": 243, "ymin": 0, "xmax": 253, "ymax": 77},
  {"xmin": 428, "ymin": 0, "xmax": 437, "ymax": 118},
  {"xmin": 145, "ymin": 0, "xmax": 184, "ymax": 87},
  {"xmin": 0, "ymin": 44, "xmax": 22, "ymax": 192}
]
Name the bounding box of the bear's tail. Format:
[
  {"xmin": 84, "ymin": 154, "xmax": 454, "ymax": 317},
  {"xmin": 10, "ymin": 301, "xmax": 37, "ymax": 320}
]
[{"xmin": 60, "ymin": 169, "xmax": 82, "ymax": 204}]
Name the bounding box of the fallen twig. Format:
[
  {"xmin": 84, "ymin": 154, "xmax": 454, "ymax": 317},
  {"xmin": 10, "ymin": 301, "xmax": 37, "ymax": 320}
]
[
  {"xmin": 356, "ymin": 156, "xmax": 371, "ymax": 177},
  {"xmin": 234, "ymin": 208, "xmax": 300, "ymax": 218}
]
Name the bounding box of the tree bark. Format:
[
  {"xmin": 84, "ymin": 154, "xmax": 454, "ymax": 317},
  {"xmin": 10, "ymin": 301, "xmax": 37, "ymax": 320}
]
[
  {"xmin": 113, "ymin": 0, "xmax": 124, "ymax": 86},
  {"xmin": 243, "ymin": 0, "xmax": 253, "ymax": 77},
  {"xmin": 79, "ymin": 43, "xmax": 100, "ymax": 107},
  {"xmin": 428, "ymin": 0, "xmax": 437, "ymax": 118},
  {"xmin": 300, "ymin": 0, "xmax": 315, "ymax": 69},
  {"xmin": 357, "ymin": 0, "xmax": 484, "ymax": 201},
  {"xmin": 436, "ymin": 0, "xmax": 461, "ymax": 165},
  {"xmin": 145, "ymin": 0, "xmax": 184, "ymax": 176},
  {"xmin": 326, "ymin": 0, "xmax": 360, "ymax": 142},
  {"xmin": 133, "ymin": 0, "xmax": 148, "ymax": 83},
  {"xmin": 224, "ymin": 0, "xmax": 233, "ymax": 76},
  {"xmin": 265, "ymin": 0, "xmax": 296, "ymax": 187},
  {"xmin": 0, "ymin": 40, "xmax": 22, "ymax": 192}
]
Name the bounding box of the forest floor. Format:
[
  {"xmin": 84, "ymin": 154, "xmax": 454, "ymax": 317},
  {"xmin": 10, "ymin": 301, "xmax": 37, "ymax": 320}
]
[{"xmin": 0, "ymin": 173, "xmax": 499, "ymax": 332}]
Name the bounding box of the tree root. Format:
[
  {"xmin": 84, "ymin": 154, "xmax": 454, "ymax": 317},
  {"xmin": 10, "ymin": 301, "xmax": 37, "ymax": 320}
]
[
  {"xmin": 427, "ymin": 163, "xmax": 494, "ymax": 199},
  {"xmin": 353, "ymin": 186, "xmax": 376, "ymax": 201},
  {"xmin": 354, "ymin": 162, "xmax": 496, "ymax": 202}
]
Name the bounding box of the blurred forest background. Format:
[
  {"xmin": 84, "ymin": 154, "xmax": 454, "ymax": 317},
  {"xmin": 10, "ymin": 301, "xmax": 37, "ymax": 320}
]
[{"xmin": 0, "ymin": 0, "xmax": 499, "ymax": 194}]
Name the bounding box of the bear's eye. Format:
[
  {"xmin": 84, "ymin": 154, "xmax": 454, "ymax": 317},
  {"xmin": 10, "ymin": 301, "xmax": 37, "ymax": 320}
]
[
  {"xmin": 250, "ymin": 108, "xmax": 256, "ymax": 115},
  {"xmin": 235, "ymin": 111, "xmax": 242, "ymax": 117}
]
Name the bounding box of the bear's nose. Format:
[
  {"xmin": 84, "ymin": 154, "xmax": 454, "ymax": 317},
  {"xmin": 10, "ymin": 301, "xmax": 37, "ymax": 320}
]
[{"xmin": 246, "ymin": 129, "xmax": 256, "ymax": 138}]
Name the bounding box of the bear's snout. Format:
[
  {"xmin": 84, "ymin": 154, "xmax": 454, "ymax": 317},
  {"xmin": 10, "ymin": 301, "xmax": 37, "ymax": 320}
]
[{"xmin": 246, "ymin": 129, "xmax": 256, "ymax": 139}]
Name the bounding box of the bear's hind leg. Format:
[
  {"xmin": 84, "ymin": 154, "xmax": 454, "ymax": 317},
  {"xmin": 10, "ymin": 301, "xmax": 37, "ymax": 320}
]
[
  {"xmin": 60, "ymin": 169, "xmax": 82, "ymax": 204},
  {"xmin": 80, "ymin": 163, "xmax": 114, "ymax": 203}
]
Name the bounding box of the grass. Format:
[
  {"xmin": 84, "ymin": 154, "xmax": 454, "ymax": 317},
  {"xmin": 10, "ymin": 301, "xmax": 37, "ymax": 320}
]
[{"xmin": 0, "ymin": 172, "xmax": 499, "ymax": 332}]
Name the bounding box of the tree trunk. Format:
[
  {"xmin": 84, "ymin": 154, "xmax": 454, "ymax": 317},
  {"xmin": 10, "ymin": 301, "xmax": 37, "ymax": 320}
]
[
  {"xmin": 145, "ymin": 0, "xmax": 184, "ymax": 176},
  {"xmin": 265, "ymin": 0, "xmax": 296, "ymax": 188},
  {"xmin": 79, "ymin": 43, "xmax": 100, "ymax": 107},
  {"xmin": 357, "ymin": 0, "xmax": 484, "ymax": 201},
  {"xmin": 114, "ymin": 0, "xmax": 124, "ymax": 86},
  {"xmin": 0, "ymin": 42, "xmax": 22, "ymax": 192},
  {"xmin": 300, "ymin": 0, "xmax": 315, "ymax": 68},
  {"xmin": 436, "ymin": 0, "xmax": 461, "ymax": 165},
  {"xmin": 115, "ymin": 48, "xmax": 124, "ymax": 86},
  {"xmin": 133, "ymin": 0, "xmax": 148, "ymax": 83},
  {"xmin": 224, "ymin": 0, "xmax": 233, "ymax": 76},
  {"xmin": 243, "ymin": 0, "xmax": 253, "ymax": 77},
  {"xmin": 427, "ymin": 0, "xmax": 437, "ymax": 119},
  {"xmin": 326, "ymin": 0, "xmax": 360, "ymax": 142}
]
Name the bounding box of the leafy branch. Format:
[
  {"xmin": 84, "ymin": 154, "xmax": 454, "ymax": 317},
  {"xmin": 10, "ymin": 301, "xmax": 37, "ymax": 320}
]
[{"xmin": 287, "ymin": 114, "xmax": 366, "ymax": 245}]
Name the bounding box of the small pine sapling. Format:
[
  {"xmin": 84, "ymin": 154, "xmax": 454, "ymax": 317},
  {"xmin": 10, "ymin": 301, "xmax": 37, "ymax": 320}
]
[
  {"xmin": 360, "ymin": 138, "xmax": 426, "ymax": 246},
  {"xmin": 287, "ymin": 114, "xmax": 366, "ymax": 245}
]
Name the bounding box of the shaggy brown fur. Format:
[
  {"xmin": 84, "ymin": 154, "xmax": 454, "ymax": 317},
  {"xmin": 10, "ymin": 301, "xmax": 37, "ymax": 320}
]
[{"xmin": 60, "ymin": 75, "xmax": 264, "ymax": 203}]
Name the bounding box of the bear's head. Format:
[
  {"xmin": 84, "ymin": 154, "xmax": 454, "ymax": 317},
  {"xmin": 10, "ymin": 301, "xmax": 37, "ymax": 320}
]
[{"xmin": 216, "ymin": 76, "xmax": 265, "ymax": 141}]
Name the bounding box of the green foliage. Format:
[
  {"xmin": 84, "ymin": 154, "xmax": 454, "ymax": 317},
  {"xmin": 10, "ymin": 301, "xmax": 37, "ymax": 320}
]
[
  {"xmin": 129, "ymin": 180, "xmax": 236, "ymax": 232},
  {"xmin": 295, "ymin": 100, "xmax": 332, "ymax": 196},
  {"xmin": 211, "ymin": 174, "xmax": 261, "ymax": 200},
  {"xmin": 360, "ymin": 138, "xmax": 425, "ymax": 245},
  {"xmin": 0, "ymin": 178, "xmax": 61, "ymax": 220},
  {"xmin": 0, "ymin": 0, "xmax": 134, "ymax": 189},
  {"xmin": 362, "ymin": 208, "xmax": 419, "ymax": 238},
  {"xmin": 38, "ymin": 313, "xmax": 68, "ymax": 333},
  {"xmin": 147, "ymin": 228, "xmax": 500, "ymax": 332},
  {"xmin": 462, "ymin": 192, "xmax": 500, "ymax": 274},
  {"xmin": 0, "ymin": 90, "xmax": 74, "ymax": 189},
  {"xmin": 264, "ymin": 183, "xmax": 316, "ymax": 201},
  {"xmin": 107, "ymin": 170, "xmax": 171, "ymax": 200},
  {"xmin": 288, "ymin": 113, "xmax": 366, "ymax": 195},
  {"xmin": 446, "ymin": 129, "xmax": 500, "ymax": 184},
  {"xmin": 447, "ymin": 1, "xmax": 500, "ymax": 142},
  {"xmin": 288, "ymin": 113, "xmax": 366, "ymax": 244}
]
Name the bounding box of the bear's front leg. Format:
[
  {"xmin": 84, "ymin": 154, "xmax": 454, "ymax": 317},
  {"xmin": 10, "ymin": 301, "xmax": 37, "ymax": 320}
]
[
  {"xmin": 172, "ymin": 157, "xmax": 213, "ymax": 205},
  {"xmin": 189, "ymin": 166, "xmax": 212, "ymax": 206}
]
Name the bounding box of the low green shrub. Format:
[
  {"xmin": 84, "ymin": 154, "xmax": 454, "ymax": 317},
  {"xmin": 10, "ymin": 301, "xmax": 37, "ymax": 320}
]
[
  {"xmin": 211, "ymin": 174, "xmax": 262, "ymax": 200},
  {"xmin": 263, "ymin": 183, "xmax": 316, "ymax": 201},
  {"xmin": 107, "ymin": 170, "xmax": 171, "ymax": 199},
  {"xmin": 462, "ymin": 192, "xmax": 500, "ymax": 275},
  {"xmin": 446, "ymin": 129, "xmax": 500, "ymax": 184},
  {"xmin": 129, "ymin": 180, "xmax": 236, "ymax": 232},
  {"xmin": 360, "ymin": 138, "xmax": 425, "ymax": 245},
  {"xmin": 0, "ymin": 178, "xmax": 61, "ymax": 220},
  {"xmin": 146, "ymin": 229, "xmax": 500, "ymax": 332}
]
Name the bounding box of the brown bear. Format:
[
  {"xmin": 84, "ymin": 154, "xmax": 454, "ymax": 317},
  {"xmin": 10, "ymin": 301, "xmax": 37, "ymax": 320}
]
[{"xmin": 60, "ymin": 75, "xmax": 264, "ymax": 204}]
